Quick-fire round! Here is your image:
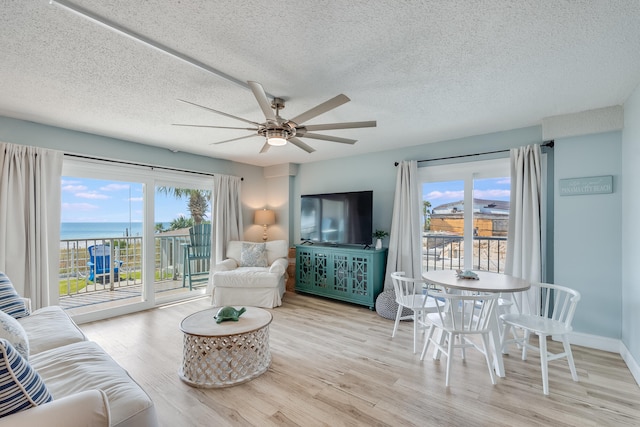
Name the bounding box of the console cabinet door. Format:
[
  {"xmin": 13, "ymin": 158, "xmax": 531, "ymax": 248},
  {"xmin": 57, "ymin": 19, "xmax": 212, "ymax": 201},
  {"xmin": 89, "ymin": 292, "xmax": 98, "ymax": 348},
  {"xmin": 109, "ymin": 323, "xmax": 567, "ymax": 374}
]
[
  {"xmin": 331, "ymin": 251, "xmax": 372, "ymax": 303},
  {"xmin": 296, "ymin": 248, "xmax": 313, "ymax": 290},
  {"xmin": 295, "ymin": 245, "xmax": 387, "ymax": 309},
  {"xmin": 312, "ymin": 251, "xmax": 330, "ymax": 290},
  {"xmin": 331, "ymin": 252, "xmax": 351, "ymax": 295}
]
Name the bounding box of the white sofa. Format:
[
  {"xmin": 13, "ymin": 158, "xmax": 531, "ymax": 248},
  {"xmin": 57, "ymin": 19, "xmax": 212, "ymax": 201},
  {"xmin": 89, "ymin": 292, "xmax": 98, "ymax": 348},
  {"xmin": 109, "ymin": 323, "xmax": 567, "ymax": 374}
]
[
  {"xmin": 0, "ymin": 285, "xmax": 158, "ymax": 426},
  {"xmin": 212, "ymin": 240, "xmax": 288, "ymax": 308}
]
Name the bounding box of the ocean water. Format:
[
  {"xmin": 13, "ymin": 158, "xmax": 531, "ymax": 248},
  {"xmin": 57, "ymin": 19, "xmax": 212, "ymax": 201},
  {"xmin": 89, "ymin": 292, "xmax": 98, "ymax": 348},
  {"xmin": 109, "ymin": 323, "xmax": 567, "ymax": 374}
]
[{"xmin": 60, "ymin": 222, "xmax": 169, "ymax": 240}]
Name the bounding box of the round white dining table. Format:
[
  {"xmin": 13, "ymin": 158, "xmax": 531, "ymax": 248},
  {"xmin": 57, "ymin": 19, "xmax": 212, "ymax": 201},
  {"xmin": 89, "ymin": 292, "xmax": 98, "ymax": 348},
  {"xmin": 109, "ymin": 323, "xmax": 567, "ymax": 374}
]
[
  {"xmin": 422, "ymin": 269, "xmax": 531, "ymax": 293},
  {"xmin": 422, "ymin": 269, "xmax": 531, "ymax": 377}
]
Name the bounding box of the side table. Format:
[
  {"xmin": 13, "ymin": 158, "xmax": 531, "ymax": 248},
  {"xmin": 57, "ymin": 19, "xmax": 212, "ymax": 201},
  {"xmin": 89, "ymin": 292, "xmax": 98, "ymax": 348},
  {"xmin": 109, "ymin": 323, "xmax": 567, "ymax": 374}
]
[{"xmin": 179, "ymin": 307, "xmax": 272, "ymax": 388}]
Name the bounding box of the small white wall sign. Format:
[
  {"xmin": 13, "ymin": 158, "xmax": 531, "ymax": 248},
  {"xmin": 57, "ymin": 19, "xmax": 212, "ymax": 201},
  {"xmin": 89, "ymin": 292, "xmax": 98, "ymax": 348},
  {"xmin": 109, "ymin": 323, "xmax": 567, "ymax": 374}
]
[{"xmin": 559, "ymin": 175, "xmax": 613, "ymax": 196}]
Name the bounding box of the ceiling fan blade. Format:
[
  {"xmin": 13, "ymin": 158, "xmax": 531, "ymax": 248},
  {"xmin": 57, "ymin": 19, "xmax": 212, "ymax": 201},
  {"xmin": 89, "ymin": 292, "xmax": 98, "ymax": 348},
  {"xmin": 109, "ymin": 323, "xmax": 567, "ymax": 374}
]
[
  {"xmin": 248, "ymin": 81, "xmax": 277, "ymax": 122},
  {"xmin": 177, "ymin": 99, "xmax": 260, "ymax": 126},
  {"xmin": 288, "ymin": 137, "xmax": 316, "ymax": 153},
  {"xmin": 211, "ymin": 134, "xmax": 258, "ymax": 145},
  {"xmin": 300, "ymin": 133, "xmax": 357, "ymax": 145},
  {"xmin": 173, "ymin": 123, "xmax": 258, "ymax": 131},
  {"xmin": 259, "ymin": 141, "xmax": 271, "ymax": 154},
  {"xmin": 289, "ymin": 94, "xmax": 350, "ymax": 125},
  {"xmin": 302, "ymin": 121, "xmax": 377, "ymax": 131}
]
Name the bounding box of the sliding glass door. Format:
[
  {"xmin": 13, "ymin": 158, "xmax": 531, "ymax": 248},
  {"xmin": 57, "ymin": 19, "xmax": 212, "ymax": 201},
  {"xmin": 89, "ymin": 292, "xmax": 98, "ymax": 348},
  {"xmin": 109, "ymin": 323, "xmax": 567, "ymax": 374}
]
[
  {"xmin": 153, "ymin": 179, "xmax": 212, "ymax": 303},
  {"xmin": 61, "ymin": 158, "xmax": 214, "ymax": 322},
  {"xmin": 419, "ymin": 158, "xmax": 510, "ymax": 273}
]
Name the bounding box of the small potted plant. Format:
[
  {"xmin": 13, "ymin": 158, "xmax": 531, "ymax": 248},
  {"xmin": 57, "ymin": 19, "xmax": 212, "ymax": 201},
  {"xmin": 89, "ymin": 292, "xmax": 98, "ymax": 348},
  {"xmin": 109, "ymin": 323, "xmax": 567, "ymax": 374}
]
[{"xmin": 372, "ymin": 229, "xmax": 389, "ymax": 249}]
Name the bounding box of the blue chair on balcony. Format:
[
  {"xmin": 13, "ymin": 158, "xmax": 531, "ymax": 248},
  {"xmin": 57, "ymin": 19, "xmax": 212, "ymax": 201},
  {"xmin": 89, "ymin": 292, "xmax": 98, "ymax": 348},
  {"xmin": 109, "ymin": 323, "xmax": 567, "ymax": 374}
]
[
  {"xmin": 182, "ymin": 224, "xmax": 212, "ymax": 290},
  {"xmin": 88, "ymin": 244, "xmax": 122, "ymax": 283}
]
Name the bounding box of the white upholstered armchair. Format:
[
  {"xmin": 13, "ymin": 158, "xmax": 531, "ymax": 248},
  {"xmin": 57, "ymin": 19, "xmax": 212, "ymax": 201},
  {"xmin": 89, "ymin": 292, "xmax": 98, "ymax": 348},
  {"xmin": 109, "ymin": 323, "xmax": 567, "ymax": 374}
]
[{"xmin": 211, "ymin": 240, "xmax": 288, "ymax": 308}]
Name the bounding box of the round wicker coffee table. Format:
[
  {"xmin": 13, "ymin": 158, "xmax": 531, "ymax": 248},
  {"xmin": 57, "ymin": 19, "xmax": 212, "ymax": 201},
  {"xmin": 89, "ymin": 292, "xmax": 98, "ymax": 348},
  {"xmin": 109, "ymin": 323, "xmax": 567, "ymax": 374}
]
[{"xmin": 179, "ymin": 307, "xmax": 272, "ymax": 388}]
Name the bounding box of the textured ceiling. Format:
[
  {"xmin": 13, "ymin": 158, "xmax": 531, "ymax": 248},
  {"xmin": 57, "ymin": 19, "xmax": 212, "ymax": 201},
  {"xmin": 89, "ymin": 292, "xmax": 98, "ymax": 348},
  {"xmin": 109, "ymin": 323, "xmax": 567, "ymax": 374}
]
[{"xmin": 1, "ymin": 1, "xmax": 639, "ymax": 167}]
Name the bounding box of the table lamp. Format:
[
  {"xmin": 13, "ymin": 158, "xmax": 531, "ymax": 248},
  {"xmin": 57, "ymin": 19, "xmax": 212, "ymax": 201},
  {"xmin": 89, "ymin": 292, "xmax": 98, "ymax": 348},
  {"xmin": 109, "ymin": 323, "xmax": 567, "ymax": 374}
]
[{"xmin": 254, "ymin": 209, "xmax": 275, "ymax": 241}]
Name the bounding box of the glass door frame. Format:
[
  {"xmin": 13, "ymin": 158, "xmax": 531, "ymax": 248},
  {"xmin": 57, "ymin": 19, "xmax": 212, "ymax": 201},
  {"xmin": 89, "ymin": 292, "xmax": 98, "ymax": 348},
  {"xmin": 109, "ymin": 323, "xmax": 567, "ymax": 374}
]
[
  {"xmin": 418, "ymin": 158, "xmax": 510, "ymax": 271},
  {"xmin": 62, "ymin": 158, "xmax": 214, "ymax": 323},
  {"xmin": 153, "ymin": 175, "xmax": 214, "ymax": 305}
]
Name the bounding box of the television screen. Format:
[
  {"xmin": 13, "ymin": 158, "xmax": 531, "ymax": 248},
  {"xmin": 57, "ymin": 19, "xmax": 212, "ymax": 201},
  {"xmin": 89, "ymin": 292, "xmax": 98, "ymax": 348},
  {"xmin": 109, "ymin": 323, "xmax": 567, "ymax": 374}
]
[{"xmin": 300, "ymin": 191, "xmax": 373, "ymax": 245}]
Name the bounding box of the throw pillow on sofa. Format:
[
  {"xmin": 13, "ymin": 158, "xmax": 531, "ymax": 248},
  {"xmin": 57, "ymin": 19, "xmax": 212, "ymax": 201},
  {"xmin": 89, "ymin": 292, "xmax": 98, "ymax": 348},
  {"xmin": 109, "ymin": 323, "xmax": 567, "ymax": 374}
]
[
  {"xmin": 0, "ymin": 338, "xmax": 52, "ymax": 418},
  {"xmin": 0, "ymin": 310, "xmax": 29, "ymax": 360},
  {"xmin": 0, "ymin": 272, "xmax": 30, "ymax": 319},
  {"xmin": 239, "ymin": 242, "xmax": 268, "ymax": 267}
]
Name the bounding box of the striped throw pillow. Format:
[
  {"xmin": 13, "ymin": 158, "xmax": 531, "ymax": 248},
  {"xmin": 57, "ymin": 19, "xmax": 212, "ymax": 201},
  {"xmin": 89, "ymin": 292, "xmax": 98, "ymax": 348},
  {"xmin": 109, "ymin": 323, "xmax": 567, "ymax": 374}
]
[
  {"xmin": 0, "ymin": 272, "xmax": 29, "ymax": 319},
  {"xmin": 0, "ymin": 338, "xmax": 52, "ymax": 417}
]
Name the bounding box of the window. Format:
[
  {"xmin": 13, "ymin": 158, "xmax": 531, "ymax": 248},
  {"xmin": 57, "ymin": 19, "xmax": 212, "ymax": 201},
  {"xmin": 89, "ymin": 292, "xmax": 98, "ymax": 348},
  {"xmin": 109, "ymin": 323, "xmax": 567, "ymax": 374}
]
[
  {"xmin": 419, "ymin": 159, "xmax": 510, "ymax": 273},
  {"xmin": 61, "ymin": 158, "xmax": 214, "ymax": 322}
]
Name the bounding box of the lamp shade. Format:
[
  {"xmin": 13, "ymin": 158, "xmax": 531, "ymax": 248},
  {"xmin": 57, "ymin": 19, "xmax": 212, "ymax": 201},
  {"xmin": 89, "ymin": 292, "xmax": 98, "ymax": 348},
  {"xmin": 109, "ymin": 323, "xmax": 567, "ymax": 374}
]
[{"xmin": 254, "ymin": 209, "xmax": 275, "ymax": 226}]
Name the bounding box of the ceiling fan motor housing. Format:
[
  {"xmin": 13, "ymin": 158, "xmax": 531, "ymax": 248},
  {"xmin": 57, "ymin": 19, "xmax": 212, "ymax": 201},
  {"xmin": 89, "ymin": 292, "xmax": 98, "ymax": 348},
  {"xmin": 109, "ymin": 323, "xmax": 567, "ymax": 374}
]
[{"xmin": 271, "ymin": 97, "xmax": 286, "ymax": 111}]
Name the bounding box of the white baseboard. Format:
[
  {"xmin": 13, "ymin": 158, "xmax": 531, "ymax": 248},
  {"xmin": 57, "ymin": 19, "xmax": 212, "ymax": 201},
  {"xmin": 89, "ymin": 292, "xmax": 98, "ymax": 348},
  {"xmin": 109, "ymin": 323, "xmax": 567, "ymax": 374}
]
[
  {"xmin": 621, "ymin": 342, "xmax": 640, "ymax": 387},
  {"xmin": 566, "ymin": 331, "xmax": 621, "ymax": 353},
  {"xmin": 563, "ymin": 332, "xmax": 640, "ymax": 387}
]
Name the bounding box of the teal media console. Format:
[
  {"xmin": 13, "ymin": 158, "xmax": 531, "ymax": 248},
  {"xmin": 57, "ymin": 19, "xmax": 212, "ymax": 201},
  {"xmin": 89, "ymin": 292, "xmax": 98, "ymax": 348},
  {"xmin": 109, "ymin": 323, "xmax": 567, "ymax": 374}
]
[{"xmin": 295, "ymin": 244, "xmax": 387, "ymax": 310}]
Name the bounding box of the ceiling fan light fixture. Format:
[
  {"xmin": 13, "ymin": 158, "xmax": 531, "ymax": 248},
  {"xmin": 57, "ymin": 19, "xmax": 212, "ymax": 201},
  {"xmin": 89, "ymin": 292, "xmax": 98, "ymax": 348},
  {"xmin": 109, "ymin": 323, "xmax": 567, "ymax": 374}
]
[{"xmin": 267, "ymin": 129, "xmax": 288, "ymax": 146}]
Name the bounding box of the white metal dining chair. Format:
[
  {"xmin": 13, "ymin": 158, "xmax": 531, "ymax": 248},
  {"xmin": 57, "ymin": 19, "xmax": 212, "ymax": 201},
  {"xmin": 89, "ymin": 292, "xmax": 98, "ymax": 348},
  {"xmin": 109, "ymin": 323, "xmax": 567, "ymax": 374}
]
[
  {"xmin": 500, "ymin": 282, "xmax": 581, "ymax": 395},
  {"xmin": 390, "ymin": 272, "xmax": 442, "ymax": 353},
  {"xmin": 420, "ymin": 289, "xmax": 499, "ymax": 386}
]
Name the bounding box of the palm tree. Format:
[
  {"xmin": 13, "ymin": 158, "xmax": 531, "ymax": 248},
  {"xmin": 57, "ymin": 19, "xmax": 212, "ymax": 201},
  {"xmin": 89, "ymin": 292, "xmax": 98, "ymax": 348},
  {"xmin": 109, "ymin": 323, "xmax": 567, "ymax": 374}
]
[
  {"xmin": 423, "ymin": 200, "xmax": 432, "ymax": 232},
  {"xmin": 188, "ymin": 190, "xmax": 208, "ymax": 224},
  {"xmin": 169, "ymin": 215, "xmax": 194, "ymax": 230},
  {"xmin": 157, "ymin": 187, "xmax": 211, "ymax": 224}
]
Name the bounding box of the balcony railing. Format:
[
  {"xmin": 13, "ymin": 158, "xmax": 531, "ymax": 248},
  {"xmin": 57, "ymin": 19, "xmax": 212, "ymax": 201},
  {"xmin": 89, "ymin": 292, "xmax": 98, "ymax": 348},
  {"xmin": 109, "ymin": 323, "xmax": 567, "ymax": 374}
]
[
  {"xmin": 58, "ymin": 232, "xmax": 507, "ymax": 307},
  {"xmin": 58, "ymin": 233, "xmax": 193, "ymax": 300},
  {"xmin": 422, "ymin": 233, "xmax": 507, "ymax": 273}
]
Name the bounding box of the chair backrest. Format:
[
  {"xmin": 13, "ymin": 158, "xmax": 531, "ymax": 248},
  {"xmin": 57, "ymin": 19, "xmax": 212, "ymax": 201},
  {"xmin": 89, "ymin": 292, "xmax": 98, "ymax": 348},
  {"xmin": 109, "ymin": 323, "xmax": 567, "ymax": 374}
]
[
  {"xmin": 188, "ymin": 224, "xmax": 211, "ymax": 257},
  {"xmin": 390, "ymin": 272, "xmax": 423, "ymax": 304},
  {"xmin": 524, "ymin": 282, "xmax": 581, "ymax": 328},
  {"xmin": 225, "ymin": 240, "xmax": 288, "ymax": 265},
  {"xmin": 428, "ymin": 289, "xmax": 499, "ymax": 333},
  {"xmin": 88, "ymin": 244, "xmax": 111, "ymax": 273}
]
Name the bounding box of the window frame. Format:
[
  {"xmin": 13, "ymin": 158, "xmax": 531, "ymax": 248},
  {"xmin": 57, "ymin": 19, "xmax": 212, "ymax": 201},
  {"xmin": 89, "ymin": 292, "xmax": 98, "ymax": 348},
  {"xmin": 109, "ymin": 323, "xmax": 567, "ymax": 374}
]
[
  {"xmin": 62, "ymin": 157, "xmax": 215, "ymax": 323},
  {"xmin": 418, "ymin": 158, "xmax": 510, "ymax": 271}
]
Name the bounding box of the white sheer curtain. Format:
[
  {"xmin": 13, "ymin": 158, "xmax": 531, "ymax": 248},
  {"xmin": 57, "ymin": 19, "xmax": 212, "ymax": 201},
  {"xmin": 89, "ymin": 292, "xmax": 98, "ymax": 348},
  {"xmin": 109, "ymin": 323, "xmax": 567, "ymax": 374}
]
[
  {"xmin": 0, "ymin": 143, "xmax": 62, "ymax": 308},
  {"xmin": 505, "ymin": 144, "xmax": 542, "ymax": 284},
  {"xmin": 384, "ymin": 160, "xmax": 422, "ymax": 290},
  {"xmin": 211, "ymin": 174, "xmax": 243, "ymax": 264}
]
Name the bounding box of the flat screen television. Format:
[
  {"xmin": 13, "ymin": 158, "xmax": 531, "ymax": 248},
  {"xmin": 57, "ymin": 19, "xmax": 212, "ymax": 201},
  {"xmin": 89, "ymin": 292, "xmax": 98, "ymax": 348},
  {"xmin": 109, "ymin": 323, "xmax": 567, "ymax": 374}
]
[{"xmin": 300, "ymin": 190, "xmax": 373, "ymax": 245}]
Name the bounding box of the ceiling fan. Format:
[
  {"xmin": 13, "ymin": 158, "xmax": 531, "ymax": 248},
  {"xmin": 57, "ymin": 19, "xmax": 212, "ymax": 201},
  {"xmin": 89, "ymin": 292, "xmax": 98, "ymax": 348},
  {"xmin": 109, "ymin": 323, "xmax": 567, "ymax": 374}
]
[{"xmin": 173, "ymin": 81, "xmax": 376, "ymax": 154}]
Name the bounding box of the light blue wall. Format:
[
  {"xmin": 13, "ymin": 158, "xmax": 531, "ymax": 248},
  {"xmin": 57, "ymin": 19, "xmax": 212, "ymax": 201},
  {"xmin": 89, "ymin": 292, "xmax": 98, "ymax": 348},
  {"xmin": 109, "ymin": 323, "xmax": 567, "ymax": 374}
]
[
  {"xmin": 554, "ymin": 132, "xmax": 622, "ymax": 338},
  {"xmin": 293, "ymin": 126, "xmax": 542, "ymax": 245},
  {"xmin": 0, "ymin": 116, "xmax": 235, "ymax": 175},
  {"xmin": 1, "ymin": 114, "xmax": 630, "ymax": 347},
  {"xmin": 0, "ymin": 116, "xmax": 268, "ymax": 235},
  {"xmin": 622, "ymin": 83, "xmax": 640, "ymax": 362},
  {"xmin": 294, "ymin": 125, "xmax": 626, "ymax": 341}
]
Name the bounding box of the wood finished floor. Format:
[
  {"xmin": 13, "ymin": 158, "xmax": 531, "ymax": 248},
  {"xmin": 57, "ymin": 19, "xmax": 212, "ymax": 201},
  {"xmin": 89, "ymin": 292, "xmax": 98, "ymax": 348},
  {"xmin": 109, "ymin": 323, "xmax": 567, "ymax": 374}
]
[{"xmin": 79, "ymin": 292, "xmax": 640, "ymax": 427}]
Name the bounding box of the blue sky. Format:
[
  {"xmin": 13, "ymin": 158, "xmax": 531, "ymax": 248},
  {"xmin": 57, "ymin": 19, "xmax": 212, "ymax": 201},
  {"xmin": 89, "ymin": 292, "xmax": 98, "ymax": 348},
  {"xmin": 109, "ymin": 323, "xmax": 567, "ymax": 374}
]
[
  {"xmin": 422, "ymin": 177, "xmax": 511, "ymax": 208},
  {"xmin": 61, "ymin": 176, "xmax": 510, "ymax": 223},
  {"xmin": 60, "ymin": 177, "xmax": 206, "ymax": 223}
]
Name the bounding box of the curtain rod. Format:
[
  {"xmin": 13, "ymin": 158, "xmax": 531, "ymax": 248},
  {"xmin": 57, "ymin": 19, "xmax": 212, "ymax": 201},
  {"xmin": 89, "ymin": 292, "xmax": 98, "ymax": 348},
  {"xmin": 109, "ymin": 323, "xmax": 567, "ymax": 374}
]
[
  {"xmin": 394, "ymin": 140, "xmax": 554, "ymax": 166},
  {"xmin": 64, "ymin": 153, "xmax": 243, "ymax": 180}
]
